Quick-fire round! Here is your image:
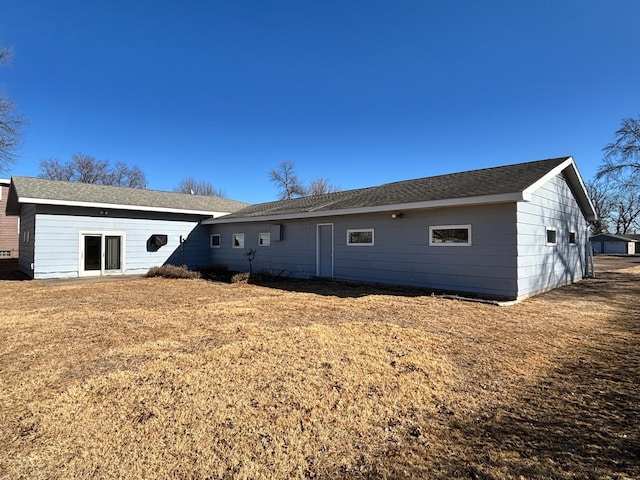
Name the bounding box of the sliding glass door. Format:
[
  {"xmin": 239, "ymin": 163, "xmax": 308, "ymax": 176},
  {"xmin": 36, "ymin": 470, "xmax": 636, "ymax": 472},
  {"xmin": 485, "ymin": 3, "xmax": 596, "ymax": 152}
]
[{"xmin": 80, "ymin": 232, "xmax": 124, "ymax": 276}]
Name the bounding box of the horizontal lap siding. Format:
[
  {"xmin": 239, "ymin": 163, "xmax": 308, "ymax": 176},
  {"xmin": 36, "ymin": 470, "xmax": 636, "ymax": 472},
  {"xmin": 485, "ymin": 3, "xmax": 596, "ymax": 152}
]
[
  {"xmin": 210, "ymin": 222, "xmax": 316, "ymax": 277},
  {"xmin": 516, "ymin": 174, "xmax": 588, "ymax": 298},
  {"xmin": 32, "ymin": 206, "xmax": 208, "ymax": 279},
  {"xmin": 0, "ymin": 184, "xmax": 19, "ymax": 257},
  {"xmin": 331, "ymin": 206, "xmax": 517, "ymax": 297},
  {"xmin": 212, "ymin": 203, "xmax": 519, "ymax": 298}
]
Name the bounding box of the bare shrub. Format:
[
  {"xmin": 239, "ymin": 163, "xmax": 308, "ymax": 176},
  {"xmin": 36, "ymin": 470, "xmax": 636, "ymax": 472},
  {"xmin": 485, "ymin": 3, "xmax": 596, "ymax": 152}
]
[
  {"xmin": 146, "ymin": 265, "xmax": 201, "ymax": 279},
  {"xmin": 231, "ymin": 272, "xmax": 250, "ymax": 283}
]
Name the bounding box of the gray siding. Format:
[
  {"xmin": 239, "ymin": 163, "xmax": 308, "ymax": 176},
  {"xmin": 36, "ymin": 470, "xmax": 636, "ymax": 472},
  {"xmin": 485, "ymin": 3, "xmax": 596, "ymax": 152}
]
[
  {"xmin": 29, "ymin": 206, "xmax": 210, "ymax": 279},
  {"xmin": 18, "ymin": 204, "xmax": 35, "ymax": 276},
  {"xmin": 516, "ymin": 173, "xmax": 589, "ymax": 298},
  {"xmin": 211, "ymin": 203, "xmax": 520, "ymax": 299},
  {"xmin": 211, "ymin": 221, "xmax": 317, "ymax": 278}
]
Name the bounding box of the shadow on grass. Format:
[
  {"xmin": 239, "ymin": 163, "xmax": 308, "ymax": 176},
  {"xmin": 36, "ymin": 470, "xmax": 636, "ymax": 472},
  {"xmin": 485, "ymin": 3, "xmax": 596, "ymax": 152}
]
[
  {"xmin": 323, "ymin": 314, "xmax": 640, "ymax": 479},
  {"xmin": 243, "ymin": 274, "xmax": 499, "ymax": 301},
  {"xmin": 247, "ymin": 275, "xmax": 425, "ymax": 299},
  {"xmin": 442, "ymin": 312, "xmax": 640, "ymax": 479},
  {"xmin": 0, "ymin": 259, "xmax": 30, "ymax": 281},
  {"xmin": 365, "ymin": 272, "xmax": 640, "ymax": 479},
  {"xmin": 311, "ymin": 269, "xmax": 640, "ymax": 478},
  {"xmin": 541, "ymin": 270, "xmax": 639, "ymax": 307}
]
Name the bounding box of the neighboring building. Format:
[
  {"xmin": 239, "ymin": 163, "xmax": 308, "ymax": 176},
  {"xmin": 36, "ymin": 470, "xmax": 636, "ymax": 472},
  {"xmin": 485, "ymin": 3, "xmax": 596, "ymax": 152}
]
[
  {"xmin": 590, "ymin": 233, "xmax": 637, "ymax": 255},
  {"xmin": 6, "ymin": 177, "xmax": 247, "ymax": 279},
  {"xmin": 624, "ymin": 234, "xmax": 640, "ymax": 253},
  {"xmin": 0, "ymin": 179, "xmax": 19, "ymax": 258},
  {"xmin": 205, "ymin": 157, "xmax": 596, "ymax": 300}
]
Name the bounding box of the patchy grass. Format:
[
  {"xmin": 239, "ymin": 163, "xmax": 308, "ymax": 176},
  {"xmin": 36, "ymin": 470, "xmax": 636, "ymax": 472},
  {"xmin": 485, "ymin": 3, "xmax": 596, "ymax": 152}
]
[{"xmin": 1, "ymin": 262, "xmax": 639, "ymax": 478}]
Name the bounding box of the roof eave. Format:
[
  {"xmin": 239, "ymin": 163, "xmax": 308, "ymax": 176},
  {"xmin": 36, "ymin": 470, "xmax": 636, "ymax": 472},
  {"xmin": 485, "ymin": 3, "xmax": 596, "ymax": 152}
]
[
  {"xmin": 18, "ymin": 197, "xmax": 233, "ymax": 217},
  {"xmin": 204, "ymin": 192, "xmax": 525, "ymax": 224},
  {"xmin": 521, "ymin": 157, "xmax": 597, "ymax": 222}
]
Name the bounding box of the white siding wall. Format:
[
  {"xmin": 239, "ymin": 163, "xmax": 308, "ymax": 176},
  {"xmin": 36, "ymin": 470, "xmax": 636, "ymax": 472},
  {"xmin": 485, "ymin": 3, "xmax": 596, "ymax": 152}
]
[
  {"xmin": 30, "ymin": 206, "xmax": 210, "ymax": 279},
  {"xmin": 211, "ymin": 203, "xmax": 520, "ymax": 299},
  {"xmin": 516, "ymin": 173, "xmax": 589, "ymax": 298}
]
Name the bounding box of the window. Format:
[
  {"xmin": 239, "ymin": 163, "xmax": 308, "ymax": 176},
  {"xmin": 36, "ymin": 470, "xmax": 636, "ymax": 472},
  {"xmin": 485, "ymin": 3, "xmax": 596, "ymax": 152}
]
[
  {"xmin": 429, "ymin": 225, "xmax": 471, "ymax": 246},
  {"xmin": 210, "ymin": 234, "xmax": 220, "ymax": 248},
  {"xmin": 0, "ymin": 250, "xmax": 10, "ymax": 257},
  {"xmin": 259, "ymin": 232, "xmax": 271, "ymax": 246},
  {"xmin": 347, "ymin": 229, "xmax": 374, "ymax": 246},
  {"xmin": 569, "ymin": 231, "xmax": 576, "ymax": 245},
  {"xmin": 232, "ymin": 233, "xmax": 244, "ymax": 248},
  {"xmin": 546, "ymin": 228, "xmax": 557, "ymax": 245}
]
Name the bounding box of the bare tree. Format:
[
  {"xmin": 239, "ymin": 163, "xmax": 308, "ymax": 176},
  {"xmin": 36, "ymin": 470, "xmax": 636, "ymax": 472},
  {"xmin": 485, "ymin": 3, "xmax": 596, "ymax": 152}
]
[
  {"xmin": 269, "ymin": 160, "xmax": 306, "ymax": 200},
  {"xmin": 174, "ymin": 177, "xmax": 226, "ymax": 197},
  {"xmin": 0, "ymin": 46, "xmax": 26, "ymax": 174},
  {"xmin": 39, "ymin": 153, "xmax": 147, "ymax": 188},
  {"xmin": 586, "ymin": 180, "xmax": 613, "ymax": 234},
  {"xmin": 611, "ymin": 190, "xmax": 640, "ymax": 235},
  {"xmin": 307, "ymin": 177, "xmax": 340, "ymax": 196},
  {"xmin": 597, "ymin": 115, "xmax": 640, "ymax": 186},
  {"xmin": 105, "ymin": 161, "xmax": 147, "ymax": 189}
]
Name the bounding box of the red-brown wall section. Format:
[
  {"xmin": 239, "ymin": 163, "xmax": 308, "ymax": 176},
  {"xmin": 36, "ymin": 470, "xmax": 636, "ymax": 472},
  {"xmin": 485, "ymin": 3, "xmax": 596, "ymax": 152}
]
[{"xmin": 0, "ymin": 182, "xmax": 19, "ymax": 258}]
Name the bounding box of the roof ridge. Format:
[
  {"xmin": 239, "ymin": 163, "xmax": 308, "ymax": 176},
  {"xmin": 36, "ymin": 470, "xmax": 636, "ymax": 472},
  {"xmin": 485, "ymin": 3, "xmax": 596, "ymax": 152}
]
[{"xmin": 375, "ymin": 156, "xmax": 571, "ymax": 189}]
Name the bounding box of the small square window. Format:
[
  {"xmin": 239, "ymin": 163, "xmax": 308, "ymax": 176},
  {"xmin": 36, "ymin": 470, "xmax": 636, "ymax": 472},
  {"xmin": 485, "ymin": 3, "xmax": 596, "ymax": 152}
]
[
  {"xmin": 259, "ymin": 232, "xmax": 271, "ymax": 246},
  {"xmin": 210, "ymin": 234, "xmax": 220, "ymax": 248},
  {"xmin": 569, "ymin": 231, "xmax": 576, "ymax": 244},
  {"xmin": 232, "ymin": 233, "xmax": 245, "ymax": 248},
  {"xmin": 546, "ymin": 228, "xmax": 557, "ymax": 245},
  {"xmin": 347, "ymin": 229, "xmax": 374, "ymax": 246}
]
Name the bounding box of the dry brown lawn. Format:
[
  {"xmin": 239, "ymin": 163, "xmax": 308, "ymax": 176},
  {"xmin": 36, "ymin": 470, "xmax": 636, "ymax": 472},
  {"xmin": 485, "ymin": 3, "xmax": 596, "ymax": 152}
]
[{"xmin": 1, "ymin": 260, "xmax": 639, "ymax": 479}]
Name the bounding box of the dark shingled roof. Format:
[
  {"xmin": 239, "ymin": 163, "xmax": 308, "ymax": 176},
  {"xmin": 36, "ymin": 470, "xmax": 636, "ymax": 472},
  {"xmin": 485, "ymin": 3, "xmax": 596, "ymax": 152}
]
[
  {"xmin": 7, "ymin": 176, "xmax": 248, "ymax": 215},
  {"xmin": 221, "ymin": 157, "xmax": 571, "ymax": 220},
  {"xmin": 589, "ymin": 233, "xmax": 638, "ymax": 242}
]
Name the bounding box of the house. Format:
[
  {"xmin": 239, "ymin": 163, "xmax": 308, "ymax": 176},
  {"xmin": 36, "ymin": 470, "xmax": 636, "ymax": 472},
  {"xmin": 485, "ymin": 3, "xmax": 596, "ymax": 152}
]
[
  {"xmin": 5, "ymin": 176, "xmax": 247, "ymax": 279},
  {"xmin": 204, "ymin": 157, "xmax": 596, "ymax": 300},
  {"xmin": 5, "ymin": 157, "xmax": 597, "ymax": 300},
  {"xmin": 0, "ymin": 179, "xmax": 19, "ymax": 258},
  {"xmin": 589, "ymin": 233, "xmax": 637, "ymax": 255}
]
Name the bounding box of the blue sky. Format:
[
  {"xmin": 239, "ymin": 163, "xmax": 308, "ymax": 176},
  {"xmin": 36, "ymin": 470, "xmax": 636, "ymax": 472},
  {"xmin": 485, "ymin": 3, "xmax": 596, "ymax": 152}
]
[{"xmin": 2, "ymin": 1, "xmax": 639, "ymax": 203}]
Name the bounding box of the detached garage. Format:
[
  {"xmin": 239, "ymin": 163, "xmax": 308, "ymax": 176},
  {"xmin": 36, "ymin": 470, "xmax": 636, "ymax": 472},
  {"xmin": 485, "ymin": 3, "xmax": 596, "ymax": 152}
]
[{"xmin": 590, "ymin": 234, "xmax": 637, "ymax": 255}]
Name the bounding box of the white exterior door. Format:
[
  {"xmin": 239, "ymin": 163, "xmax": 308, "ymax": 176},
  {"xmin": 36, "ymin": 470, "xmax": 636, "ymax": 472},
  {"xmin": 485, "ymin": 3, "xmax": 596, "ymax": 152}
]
[{"xmin": 316, "ymin": 224, "xmax": 334, "ymax": 278}]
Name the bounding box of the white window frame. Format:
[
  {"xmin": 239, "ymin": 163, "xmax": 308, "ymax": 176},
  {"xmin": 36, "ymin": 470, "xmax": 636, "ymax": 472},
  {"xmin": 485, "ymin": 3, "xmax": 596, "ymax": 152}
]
[
  {"xmin": 78, "ymin": 230, "xmax": 126, "ymax": 277},
  {"xmin": 429, "ymin": 225, "xmax": 472, "ymax": 246},
  {"xmin": 546, "ymin": 227, "xmax": 557, "ymax": 246},
  {"xmin": 210, "ymin": 234, "xmax": 221, "ymax": 248},
  {"xmin": 346, "ymin": 228, "xmax": 374, "ymax": 246},
  {"xmin": 259, "ymin": 232, "xmax": 271, "ymax": 247},
  {"xmin": 232, "ymin": 233, "xmax": 245, "ymax": 249},
  {"xmin": 569, "ymin": 231, "xmax": 576, "ymax": 245}
]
